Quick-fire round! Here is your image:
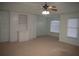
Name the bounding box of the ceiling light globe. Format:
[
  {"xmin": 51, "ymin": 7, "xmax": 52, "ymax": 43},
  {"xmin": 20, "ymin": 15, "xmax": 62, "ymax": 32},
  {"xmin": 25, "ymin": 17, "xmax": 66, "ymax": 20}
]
[{"xmin": 42, "ymin": 10, "xmax": 50, "ymax": 15}]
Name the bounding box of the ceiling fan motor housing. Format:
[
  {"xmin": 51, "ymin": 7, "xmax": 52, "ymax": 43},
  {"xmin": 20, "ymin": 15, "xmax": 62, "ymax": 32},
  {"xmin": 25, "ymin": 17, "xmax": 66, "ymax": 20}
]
[{"xmin": 43, "ymin": 3, "xmax": 49, "ymax": 10}]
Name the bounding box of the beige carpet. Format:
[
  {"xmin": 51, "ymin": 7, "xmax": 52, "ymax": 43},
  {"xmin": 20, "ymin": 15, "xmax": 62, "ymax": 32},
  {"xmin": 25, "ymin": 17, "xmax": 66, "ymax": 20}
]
[{"xmin": 0, "ymin": 36, "xmax": 79, "ymax": 56}]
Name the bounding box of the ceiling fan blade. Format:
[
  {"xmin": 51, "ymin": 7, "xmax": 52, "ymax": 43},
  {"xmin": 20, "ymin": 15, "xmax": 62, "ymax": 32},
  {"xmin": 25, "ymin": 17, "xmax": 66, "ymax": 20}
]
[
  {"xmin": 52, "ymin": 6, "xmax": 56, "ymax": 8},
  {"xmin": 47, "ymin": 5, "xmax": 57, "ymax": 11},
  {"xmin": 51, "ymin": 9, "xmax": 57, "ymax": 11},
  {"xmin": 47, "ymin": 7, "xmax": 57, "ymax": 11},
  {"xmin": 48, "ymin": 6, "xmax": 56, "ymax": 9}
]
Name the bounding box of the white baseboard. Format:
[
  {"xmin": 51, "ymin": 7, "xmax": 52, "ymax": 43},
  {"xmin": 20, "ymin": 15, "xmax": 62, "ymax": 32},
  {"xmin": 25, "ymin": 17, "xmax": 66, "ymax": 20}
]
[{"xmin": 59, "ymin": 39, "xmax": 79, "ymax": 46}]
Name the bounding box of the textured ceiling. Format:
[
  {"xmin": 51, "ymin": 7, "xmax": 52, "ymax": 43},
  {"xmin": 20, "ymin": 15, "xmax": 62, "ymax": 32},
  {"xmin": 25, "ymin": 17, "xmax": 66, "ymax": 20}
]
[{"xmin": 0, "ymin": 2, "xmax": 79, "ymax": 16}]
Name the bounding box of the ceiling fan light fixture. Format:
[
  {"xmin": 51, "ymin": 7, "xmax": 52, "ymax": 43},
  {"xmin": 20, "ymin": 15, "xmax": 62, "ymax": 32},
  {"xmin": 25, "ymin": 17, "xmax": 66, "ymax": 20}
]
[
  {"xmin": 42, "ymin": 10, "xmax": 50, "ymax": 15},
  {"xmin": 41, "ymin": 2, "xmax": 57, "ymax": 15}
]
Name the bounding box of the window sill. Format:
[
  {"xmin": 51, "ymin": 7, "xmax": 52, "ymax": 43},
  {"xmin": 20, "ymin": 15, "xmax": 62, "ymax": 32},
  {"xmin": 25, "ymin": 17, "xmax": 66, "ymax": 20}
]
[{"xmin": 67, "ymin": 36, "xmax": 78, "ymax": 39}]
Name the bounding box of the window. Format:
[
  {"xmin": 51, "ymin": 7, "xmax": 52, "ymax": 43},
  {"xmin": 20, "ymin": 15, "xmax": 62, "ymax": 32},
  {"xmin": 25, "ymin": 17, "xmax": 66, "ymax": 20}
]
[
  {"xmin": 67, "ymin": 18, "xmax": 78, "ymax": 38},
  {"xmin": 50, "ymin": 20, "xmax": 60, "ymax": 33}
]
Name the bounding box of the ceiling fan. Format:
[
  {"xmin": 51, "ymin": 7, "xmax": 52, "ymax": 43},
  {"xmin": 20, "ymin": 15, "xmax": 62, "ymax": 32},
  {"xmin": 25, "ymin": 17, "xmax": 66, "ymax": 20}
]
[{"xmin": 42, "ymin": 2, "xmax": 57, "ymax": 15}]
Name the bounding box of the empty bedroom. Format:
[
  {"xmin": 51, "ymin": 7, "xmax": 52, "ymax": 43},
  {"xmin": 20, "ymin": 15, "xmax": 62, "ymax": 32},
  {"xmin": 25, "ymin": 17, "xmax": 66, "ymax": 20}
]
[{"xmin": 0, "ymin": 2, "xmax": 79, "ymax": 56}]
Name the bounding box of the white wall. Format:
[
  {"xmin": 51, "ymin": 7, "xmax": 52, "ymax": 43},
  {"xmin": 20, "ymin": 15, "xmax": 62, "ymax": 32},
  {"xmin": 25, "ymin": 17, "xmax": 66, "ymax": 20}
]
[
  {"xmin": 0, "ymin": 11, "xmax": 10, "ymax": 42},
  {"xmin": 59, "ymin": 13, "xmax": 79, "ymax": 46},
  {"xmin": 36, "ymin": 16, "xmax": 49, "ymax": 36}
]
